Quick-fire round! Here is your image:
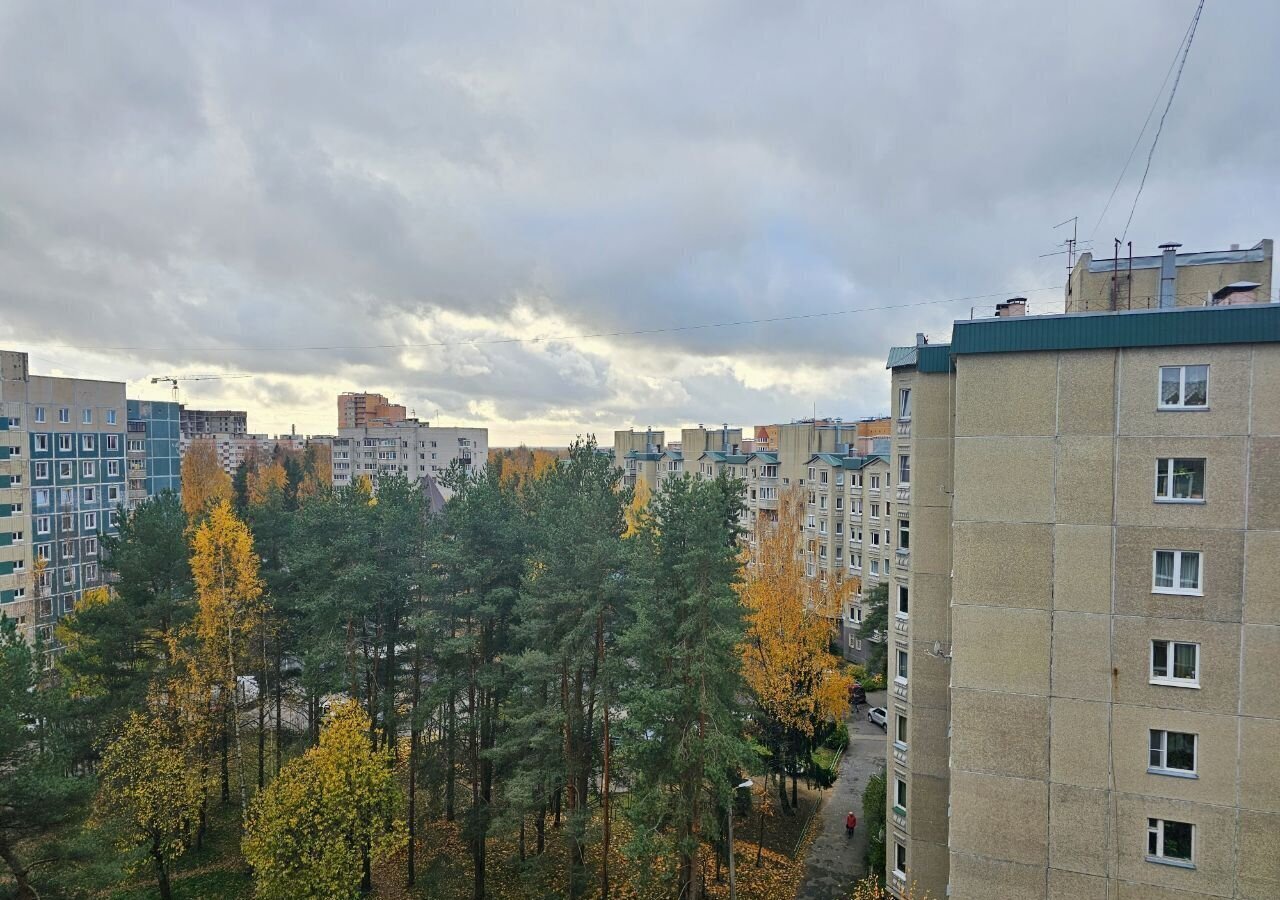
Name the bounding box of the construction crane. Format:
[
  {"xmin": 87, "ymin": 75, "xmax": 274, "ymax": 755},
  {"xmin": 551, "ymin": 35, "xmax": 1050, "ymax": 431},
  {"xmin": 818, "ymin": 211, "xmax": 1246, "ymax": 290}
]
[{"xmin": 149, "ymin": 373, "xmax": 251, "ymax": 403}]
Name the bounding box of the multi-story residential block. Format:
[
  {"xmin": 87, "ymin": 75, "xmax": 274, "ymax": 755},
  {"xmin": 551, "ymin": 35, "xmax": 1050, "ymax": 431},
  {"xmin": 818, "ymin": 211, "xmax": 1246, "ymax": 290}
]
[
  {"xmin": 332, "ymin": 420, "xmax": 486, "ymax": 502},
  {"xmin": 125, "ymin": 399, "xmax": 181, "ymax": 507},
  {"xmin": 338, "ymin": 391, "xmax": 408, "ymax": 429},
  {"xmin": 886, "ymin": 290, "xmax": 1280, "ymax": 899},
  {"xmin": 614, "ymin": 428, "xmax": 666, "ymax": 493},
  {"xmin": 179, "ymin": 405, "xmax": 248, "ymax": 437},
  {"xmin": 1066, "ymin": 238, "xmax": 1272, "ymax": 313},
  {"xmin": 0, "ymin": 351, "xmax": 124, "ymax": 647}
]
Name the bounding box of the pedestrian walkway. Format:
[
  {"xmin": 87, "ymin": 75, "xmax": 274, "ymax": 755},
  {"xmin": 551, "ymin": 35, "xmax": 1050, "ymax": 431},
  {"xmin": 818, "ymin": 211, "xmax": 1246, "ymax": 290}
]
[{"xmin": 795, "ymin": 690, "xmax": 888, "ymax": 900}]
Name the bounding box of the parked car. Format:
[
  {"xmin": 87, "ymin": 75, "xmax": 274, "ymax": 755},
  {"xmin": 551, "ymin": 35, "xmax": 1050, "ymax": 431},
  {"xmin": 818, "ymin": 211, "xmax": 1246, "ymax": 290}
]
[
  {"xmin": 850, "ymin": 683, "xmax": 867, "ymax": 705},
  {"xmin": 866, "ymin": 706, "xmax": 887, "ymax": 729}
]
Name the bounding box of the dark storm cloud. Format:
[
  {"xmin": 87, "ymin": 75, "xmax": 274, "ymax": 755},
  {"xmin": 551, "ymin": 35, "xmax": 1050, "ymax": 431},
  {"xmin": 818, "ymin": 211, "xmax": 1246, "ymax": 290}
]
[{"xmin": 1, "ymin": 0, "xmax": 1277, "ymax": 442}]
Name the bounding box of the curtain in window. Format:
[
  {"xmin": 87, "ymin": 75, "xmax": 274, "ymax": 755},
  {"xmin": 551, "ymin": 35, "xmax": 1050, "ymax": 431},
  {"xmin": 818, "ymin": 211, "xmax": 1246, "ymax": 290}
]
[
  {"xmin": 1179, "ymin": 553, "xmax": 1200, "ymax": 590},
  {"xmin": 1155, "ymin": 552, "xmax": 1175, "ymax": 588},
  {"xmin": 1173, "ymin": 644, "xmax": 1196, "ymax": 679}
]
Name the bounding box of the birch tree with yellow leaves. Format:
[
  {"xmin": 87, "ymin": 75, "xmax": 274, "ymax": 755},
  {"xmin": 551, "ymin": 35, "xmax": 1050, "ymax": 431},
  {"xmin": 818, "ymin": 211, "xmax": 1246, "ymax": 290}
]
[
  {"xmin": 181, "ymin": 439, "xmax": 233, "ymax": 521},
  {"xmin": 190, "ymin": 498, "xmax": 265, "ymax": 819},
  {"xmin": 739, "ymin": 487, "xmax": 853, "ymax": 812},
  {"xmin": 242, "ymin": 700, "xmax": 404, "ymax": 900}
]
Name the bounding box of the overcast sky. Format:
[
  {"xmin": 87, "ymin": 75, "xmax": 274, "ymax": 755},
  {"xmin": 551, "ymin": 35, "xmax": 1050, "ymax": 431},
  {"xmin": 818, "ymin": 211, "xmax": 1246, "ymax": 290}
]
[{"xmin": 2, "ymin": 1, "xmax": 1277, "ymax": 445}]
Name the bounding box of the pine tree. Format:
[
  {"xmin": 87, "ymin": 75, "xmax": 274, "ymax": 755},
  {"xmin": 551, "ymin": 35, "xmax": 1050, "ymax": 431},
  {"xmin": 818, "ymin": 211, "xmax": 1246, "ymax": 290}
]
[
  {"xmin": 858, "ymin": 583, "xmax": 890, "ymax": 679},
  {"xmin": 0, "ymin": 618, "xmax": 90, "ymax": 900},
  {"xmin": 619, "ymin": 472, "xmax": 751, "ymax": 900}
]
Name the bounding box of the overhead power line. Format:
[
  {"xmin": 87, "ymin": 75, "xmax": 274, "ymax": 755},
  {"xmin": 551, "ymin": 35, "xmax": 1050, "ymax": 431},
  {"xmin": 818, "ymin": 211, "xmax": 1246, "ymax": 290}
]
[
  {"xmin": 47, "ymin": 286, "xmax": 1062, "ymax": 356},
  {"xmin": 1090, "ymin": 6, "xmax": 1199, "ymax": 242},
  {"xmin": 1119, "ymin": 0, "xmax": 1206, "ymax": 244}
]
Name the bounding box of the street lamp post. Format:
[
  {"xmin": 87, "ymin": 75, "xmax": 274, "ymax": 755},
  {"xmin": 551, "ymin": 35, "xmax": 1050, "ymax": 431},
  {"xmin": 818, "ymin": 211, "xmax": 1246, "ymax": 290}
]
[{"xmin": 728, "ymin": 778, "xmax": 754, "ymax": 900}]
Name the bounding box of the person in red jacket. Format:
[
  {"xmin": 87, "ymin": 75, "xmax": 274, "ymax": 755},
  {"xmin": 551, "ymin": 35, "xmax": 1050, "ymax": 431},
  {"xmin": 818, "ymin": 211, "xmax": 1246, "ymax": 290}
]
[{"xmin": 845, "ymin": 811, "xmax": 857, "ymax": 836}]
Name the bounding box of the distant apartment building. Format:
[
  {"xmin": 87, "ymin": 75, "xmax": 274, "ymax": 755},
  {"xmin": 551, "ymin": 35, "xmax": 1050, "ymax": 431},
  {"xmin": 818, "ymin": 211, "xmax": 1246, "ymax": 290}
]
[
  {"xmin": 886, "ymin": 286, "xmax": 1280, "ymax": 899},
  {"xmin": 332, "ymin": 420, "xmax": 486, "ymax": 501},
  {"xmin": 0, "ymin": 351, "xmax": 124, "ymax": 647},
  {"xmin": 125, "ymin": 399, "xmax": 181, "ymax": 508},
  {"xmin": 338, "ymin": 391, "xmax": 407, "ymax": 429},
  {"xmin": 1066, "ymin": 238, "xmax": 1273, "ymax": 313},
  {"xmin": 179, "ymin": 405, "xmax": 248, "ymax": 437}
]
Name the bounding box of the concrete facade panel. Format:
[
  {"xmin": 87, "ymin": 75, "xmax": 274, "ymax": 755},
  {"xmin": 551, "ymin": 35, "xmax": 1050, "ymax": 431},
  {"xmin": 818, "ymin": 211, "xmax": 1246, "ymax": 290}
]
[
  {"xmin": 952, "ymin": 605, "xmax": 1051, "ymax": 695},
  {"xmin": 1111, "ymin": 706, "xmax": 1238, "ymax": 805},
  {"xmin": 955, "ymin": 352, "xmax": 1058, "ymax": 437},
  {"xmin": 1056, "ymin": 436, "xmax": 1116, "ymax": 525},
  {"xmin": 1241, "ymin": 624, "xmax": 1280, "ymax": 719},
  {"xmin": 1114, "ymin": 527, "xmax": 1244, "ymax": 624},
  {"xmin": 1238, "ymin": 809, "xmax": 1280, "ymax": 900},
  {"xmin": 950, "ymin": 770, "xmax": 1049, "ymax": 867},
  {"xmin": 953, "ymin": 522, "xmax": 1052, "ymax": 609},
  {"xmin": 1240, "ymin": 717, "xmax": 1280, "ymax": 814},
  {"xmin": 1118, "ymin": 346, "xmax": 1252, "ymax": 437},
  {"xmin": 1251, "ymin": 345, "xmax": 1280, "ymax": 436},
  {"xmin": 1051, "ymin": 612, "xmax": 1112, "ymax": 701},
  {"xmin": 1114, "ymin": 795, "xmax": 1236, "ymax": 897},
  {"xmin": 1049, "ymin": 698, "xmax": 1111, "ymax": 789},
  {"xmin": 1048, "ymin": 869, "xmax": 1110, "ymax": 900},
  {"xmin": 951, "ymin": 688, "xmax": 1049, "ymax": 780},
  {"xmin": 954, "ymin": 436, "xmax": 1055, "ymax": 524},
  {"xmin": 1114, "ymin": 436, "xmax": 1247, "ymax": 529},
  {"xmin": 1057, "ymin": 350, "xmax": 1117, "ymax": 436},
  {"xmin": 1247, "ymin": 437, "xmax": 1280, "ymax": 530},
  {"xmin": 1243, "ymin": 531, "xmax": 1280, "ymax": 625},
  {"xmin": 1053, "ymin": 525, "xmax": 1114, "ymax": 615},
  {"xmin": 1112, "ymin": 617, "xmax": 1240, "ymax": 713},
  {"xmin": 949, "ymin": 851, "xmax": 1048, "ymax": 900},
  {"xmin": 1048, "ymin": 783, "xmax": 1111, "ymax": 877}
]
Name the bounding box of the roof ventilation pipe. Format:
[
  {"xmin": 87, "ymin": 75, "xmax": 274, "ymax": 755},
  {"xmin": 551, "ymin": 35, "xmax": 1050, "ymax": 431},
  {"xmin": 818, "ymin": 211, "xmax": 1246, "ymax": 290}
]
[{"xmin": 1159, "ymin": 242, "xmax": 1182, "ymax": 308}]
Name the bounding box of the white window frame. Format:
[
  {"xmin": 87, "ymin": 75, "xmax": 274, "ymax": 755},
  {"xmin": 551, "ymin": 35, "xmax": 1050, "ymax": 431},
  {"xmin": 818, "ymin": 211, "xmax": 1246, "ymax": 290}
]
[
  {"xmin": 81, "ymin": 435, "xmax": 94, "ymax": 452},
  {"xmin": 106, "ymin": 460, "xmax": 119, "ymax": 477},
  {"xmin": 898, "ymin": 388, "xmax": 912, "ymax": 420},
  {"xmin": 57, "ymin": 434, "xmax": 73, "ymax": 452},
  {"xmin": 1149, "ymin": 729, "xmax": 1197, "ymax": 778},
  {"xmin": 1147, "ymin": 818, "xmax": 1195, "ymax": 868},
  {"xmin": 83, "ymin": 512, "xmax": 97, "ymax": 531},
  {"xmin": 82, "ymin": 486, "xmax": 96, "ymax": 503},
  {"xmin": 35, "ymin": 516, "xmax": 50, "ymax": 536},
  {"xmin": 34, "ymin": 406, "xmax": 46, "ymax": 424},
  {"xmin": 895, "ymin": 649, "xmax": 908, "ymax": 684},
  {"xmin": 105, "ymin": 434, "xmax": 119, "ymax": 451},
  {"xmin": 897, "ymin": 584, "xmax": 910, "ymax": 619},
  {"xmin": 1152, "ymin": 550, "xmax": 1203, "ymax": 596},
  {"xmin": 106, "ymin": 409, "xmax": 117, "ymax": 425},
  {"xmin": 107, "ymin": 485, "xmax": 120, "ymax": 502},
  {"xmin": 34, "ymin": 433, "xmax": 48, "ymax": 452},
  {"xmin": 1155, "ymin": 458, "xmax": 1206, "ymax": 503},
  {"xmin": 895, "ymin": 714, "xmax": 908, "ymax": 748},
  {"xmin": 893, "ymin": 776, "xmax": 907, "ymax": 814},
  {"xmin": 893, "ymin": 842, "xmax": 907, "ymax": 879},
  {"xmin": 34, "ymin": 462, "xmax": 49, "ymax": 480},
  {"xmin": 58, "ymin": 407, "xmax": 69, "ymax": 424},
  {"xmin": 1150, "ymin": 639, "xmax": 1200, "ymax": 688},
  {"xmin": 871, "ymin": 475, "xmax": 880, "ymax": 490},
  {"xmin": 899, "ymin": 454, "xmax": 911, "ymax": 484},
  {"xmin": 1158, "ymin": 365, "xmax": 1209, "ymax": 410},
  {"xmin": 81, "ymin": 460, "xmax": 95, "ymax": 479},
  {"xmin": 82, "ymin": 408, "xmax": 93, "ymax": 425}
]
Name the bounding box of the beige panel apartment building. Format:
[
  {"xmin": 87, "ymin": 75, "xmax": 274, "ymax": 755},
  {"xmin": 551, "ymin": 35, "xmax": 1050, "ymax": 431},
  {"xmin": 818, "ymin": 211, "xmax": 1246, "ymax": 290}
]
[
  {"xmin": 887, "ymin": 298, "xmax": 1280, "ymax": 900},
  {"xmin": 337, "ymin": 391, "xmax": 407, "ymax": 429}
]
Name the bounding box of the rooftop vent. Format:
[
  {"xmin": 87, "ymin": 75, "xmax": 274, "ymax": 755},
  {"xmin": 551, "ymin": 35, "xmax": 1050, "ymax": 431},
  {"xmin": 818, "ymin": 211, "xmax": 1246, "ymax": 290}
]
[
  {"xmin": 1159, "ymin": 242, "xmax": 1182, "ymax": 308},
  {"xmin": 995, "ymin": 297, "xmax": 1028, "ymax": 318}
]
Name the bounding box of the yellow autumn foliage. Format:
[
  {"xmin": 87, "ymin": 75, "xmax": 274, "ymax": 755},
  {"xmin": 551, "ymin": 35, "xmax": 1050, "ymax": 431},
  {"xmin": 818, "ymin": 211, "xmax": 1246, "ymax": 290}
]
[
  {"xmin": 246, "ymin": 460, "xmax": 288, "ymax": 506},
  {"xmin": 191, "ymin": 499, "xmax": 264, "ymax": 681},
  {"xmin": 739, "ymin": 488, "xmax": 853, "ymax": 737},
  {"xmin": 242, "ymin": 700, "xmax": 406, "ymax": 900},
  {"xmin": 96, "ymin": 711, "xmax": 203, "ymax": 886},
  {"xmin": 622, "ymin": 476, "xmax": 651, "ymax": 539},
  {"xmin": 181, "ymin": 438, "xmax": 232, "ymax": 520}
]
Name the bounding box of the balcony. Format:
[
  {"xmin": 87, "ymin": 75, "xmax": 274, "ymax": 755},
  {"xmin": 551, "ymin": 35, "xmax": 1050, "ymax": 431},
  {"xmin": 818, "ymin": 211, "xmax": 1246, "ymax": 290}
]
[
  {"xmin": 896, "ymin": 548, "xmax": 910, "ymax": 569},
  {"xmin": 896, "ymin": 418, "xmax": 911, "ymax": 438},
  {"xmin": 896, "ymin": 484, "xmax": 910, "ymax": 502}
]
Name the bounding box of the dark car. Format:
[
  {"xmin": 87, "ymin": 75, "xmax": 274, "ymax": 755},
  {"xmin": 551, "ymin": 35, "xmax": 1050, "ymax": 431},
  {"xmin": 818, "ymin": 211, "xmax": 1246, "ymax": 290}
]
[{"xmin": 851, "ymin": 683, "xmax": 867, "ymax": 705}]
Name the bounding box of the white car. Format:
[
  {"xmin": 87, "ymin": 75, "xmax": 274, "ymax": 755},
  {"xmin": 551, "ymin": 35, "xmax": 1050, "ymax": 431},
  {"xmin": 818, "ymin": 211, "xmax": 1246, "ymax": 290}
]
[{"xmin": 866, "ymin": 706, "xmax": 888, "ymax": 729}]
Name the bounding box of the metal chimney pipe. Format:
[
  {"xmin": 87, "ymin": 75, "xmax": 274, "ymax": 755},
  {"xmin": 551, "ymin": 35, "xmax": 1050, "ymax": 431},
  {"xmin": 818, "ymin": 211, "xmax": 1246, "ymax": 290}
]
[
  {"xmin": 722, "ymin": 423, "xmax": 729, "ymax": 452},
  {"xmin": 1158, "ymin": 242, "xmax": 1182, "ymax": 308}
]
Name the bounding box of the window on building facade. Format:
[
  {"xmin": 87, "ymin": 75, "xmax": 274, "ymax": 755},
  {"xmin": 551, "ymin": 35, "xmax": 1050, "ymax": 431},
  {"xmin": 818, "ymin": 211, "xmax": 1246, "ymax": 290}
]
[
  {"xmin": 871, "ymin": 531, "xmax": 880, "ymax": 546},
  {"xmin": 34, "ymin": 462, "xmax": 49, "ymax": 481},
  {"xmin": 871, "ymin": 503, "xmax": 880, "ymax": 519},
  {"xmin": 870, "ymin": 558, "xmax": 879, "ymax": 576},
  {"xmin": 894, "ymin": 777, "xmax": 907, "ymax": 813},
  {"xmin": 61, "ymin": 540, "xmax": 74, "ymax": 559},
  {"xmin": 84, "ymin": 537, "xmax": 98, "ymax": 556},
  {"xmin": 899, "ymin": 388, "xmax": 912, "ymax": 419},
  {"xmin": 107, "ymin": 485, "xmax": 120, "ymax": 502},
  {"xmin": 106, "ymin": 409, "xmax": 117, "ymax": 425},
  {"xmin": 871, "ymin": 475, "xmax": 880, "ymax": 490},
  {"xmin": 897, "ymin": 585, "xmax": 909, "ymax": 618},
  {"xmin": 835, "ymin": 521, "xmax": 843, "ymax": 536},
  {"xmin": 105, "ymin": 434, "xmax": 118, "ymax": 451},
  {"xmin": 34, "ymin": 434, "xmax": 48, "ymax": 452},
  {"xmin": 58, "ymin": 408, "xmax": 69, "ymax": 423},
  {"xmin": 58, "ymin": 462, "xmax": 72, "ymax": 480},
  {"xmin": 899, "ymin": 454, "xmax": 911, "ymax": 484},
  {"xmin": 1155, "ymin": 458, "xmax": 1205, "ymax": 502},
  {"xmin": 835, "ymin": 496, "xmax": 844, "ymax": 511},
  {"xmin": 851, "ymin": 552, "xmax": 861, "ymax": 570},
  {"xmin": 63, "ymin": 568, "xmax": 74, "ymax": 586},
  {"xmin": 57, "ymin": 434, "xmax": 72, "ymax": 452},
  {"xmin": 1153, "ymin": 550, "xmax": 1202, "ymax": 595},
  {"xmin": 1149, "ymin": 729, "xmax": 1197, "ymax": 776},
  {"xmin": 34, "ymin": 407, "xmax": 45, "ymax": 424},
  {"xmin": 82, "ymin": 487, "xmax": 96, "ymax": 503},
  {"xmin": 85, "ymin": 562, "xmax": 98, "ymax": 581},
  {"xmin": 1147, "ymin": 818, "xmax": 1194, "ymax": 866},
  {"xmin": 34, "ymin": 488, "xmax": 49, "ymax": 508},
  {"xmin": 35, "ymin": 516, "xmax": 50, "ymax": 535},
  {"xmin": 81, "ymin": 461, "xmax": 95, "ymax": 479},
  {"xmin": 83, "ymin": 512, "xmax": 97, "ymax": 531},
  {"xmin": 82, "ymin": 409, "xmax": 92, "ymax": 425},
  {"xmin": 807, "ymin": 466, "xmax": 816, "ymax": 482},
  {"xmin": 896, "ymin": 649, "xmax": 908, "ymax": 682},
  {"xmin": 106, "ymin": 460, "xmax": 119, "ymax": 477},
  {"xmin": 898, "ymin": 518, "xmax": 910, "ymax": 549},
  {"xmin": 893, "ymin": 842, "xmax": 907, "ymax": 878},
  {"xmin": 36, "ymin": 544, "xmax": 50, "ymax": 561},
  {"xmin": 896, "ymin": 714, "xmax": 908, "ymax": 746},
  {"xmin": 1159, "ymin": 365, "xmax": 1208, "ymax": 409},
  {"xmin": 1151, "ymin": 640, "xmax": 1199, "ymax": 687}
]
